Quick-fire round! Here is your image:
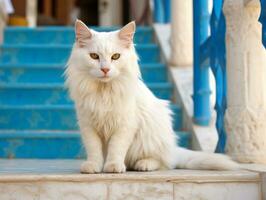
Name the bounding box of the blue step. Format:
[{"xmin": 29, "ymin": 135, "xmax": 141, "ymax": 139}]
[
  {"xmin": 0, "ymin": 44, "xmax": 160, "ymax": 64},
  {"xmin": 4, "ymin": 27, "xmax": 153, "ymax": 45},
  {"xmin": 0, "ymin": 105, "xmax": 182, "ymax": 131},
  {"xmin": 0, "ymin": 130, "xmax": 190, "ymax": 159},
  {"xmin": 0, "ymin": 25, "xmax": 190, "ymax": 158},
  {"xmin": 0, "ymin": 63, "xmax": 168, "ymax": 84},
  {"xmin": 0, "ymin": 130, "xmax": 84, "ymax": 159},
  {"xmin": 0, "ymin": 83, "xmax": 173, "ymax": 105}
]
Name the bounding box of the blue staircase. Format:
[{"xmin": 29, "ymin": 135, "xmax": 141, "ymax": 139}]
[{"xmin": 0, "ymin": 26, "xmax": 191, "ymax": 159}]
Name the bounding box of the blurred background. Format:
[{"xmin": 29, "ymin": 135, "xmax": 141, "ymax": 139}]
[{"xmin": 0, "ymin": 0, "xmax": 155, "ymax": 27}]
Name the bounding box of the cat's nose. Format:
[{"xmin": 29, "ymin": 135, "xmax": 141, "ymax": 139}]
[{"xmin": 101, "ymin": 68, "xmax": 110, "ymax": 74}]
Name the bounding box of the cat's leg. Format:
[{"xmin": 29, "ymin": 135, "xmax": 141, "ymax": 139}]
[
  {"xmin": 103, "ymin": 127, "xmax": 134, "ymax": 173},
  {"xmin": 134, "ymin": 158, "xmax": 161, "ymax": 171},
  {"xmin": 80, "ymin": 127, "xmax": 104, "ymax": 173}
]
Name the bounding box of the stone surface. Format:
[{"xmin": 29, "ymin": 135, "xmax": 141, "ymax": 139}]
[
  {"xmin": 263, "ymin": 174, "xmax": 266, "ymax": 200},
  {"xmin": 154, "ymin": 24, "xmax": 218, "ymax": 152},
  {"xmin": 99, "ymin": 0, "xmax": 122, "ymax": 26},
  {"xmin": 0, "ymin": 182, "xmax": 40, "ymax": 200},
  {"xmin": 26, "ymin": 0, "xmax": 37, "ymax": 27},
  {"xmin": 170, "ymin": 0, "xmax": 193, "ymax": 66},
  {"xmin": 174, "ymin": 182, "xmax": 260, "ymax": 200},
  {"xmin": 0, "ymin": 1, "xmax": 7, "ymax": 44},
  {"xmin": 39, "ymin": 182, "xmax": 107, "ymax": 200},
  {"xmin": 242, "ymin": 164, "xmax": 266, "ymax": 200},
  {"xmin": 110, "ymin": 182, "xmax": 173, "ymax": 200},
  {"xmin": 224, "ymin": 0, "xmax": 266, "ymax": 163},
  {"xmin": 0, "ymin": 159, "xmax": 263, "ymax": 200}
]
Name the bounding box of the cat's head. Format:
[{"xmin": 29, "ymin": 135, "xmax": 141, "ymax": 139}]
[{"xmin": 71, "ymin": 20, "xmax": 139, "ymax": 82}]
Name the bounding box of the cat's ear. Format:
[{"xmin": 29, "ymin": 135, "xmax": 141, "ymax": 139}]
[
  {"xmin": 118, "ymin": 21, "xmax": 136, "ymax": 47},
  {"xmin": 75, "ymin": 19, "xmax": 92, "ymax": 47}
]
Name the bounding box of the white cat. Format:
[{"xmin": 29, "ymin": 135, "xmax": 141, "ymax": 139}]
[{"xmin": 65, "ymin": 20, "xmax": 238, "ymax": 173}]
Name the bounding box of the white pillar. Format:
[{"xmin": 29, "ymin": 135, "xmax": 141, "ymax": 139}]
[
  {"xmin": 0, "ymin": 0, "xmax": 7, "ymax": 43},
  {"xmin": 26, "ymin": 0, "xmax": 37, "ymax": 27},
  {"xmin": 98, "ymin": 0, "xmax": 122, "ymax": 26},
  {"xmin": 224, "ymin": 0, "xmax": 266, "ymax": 163},
  {"xmin": 170, "ymin": 0, "xmax": 193, "ymax": 66}
]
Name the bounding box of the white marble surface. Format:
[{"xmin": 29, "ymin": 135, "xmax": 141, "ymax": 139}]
[
  {"xmin": 174, "ymin": 182, "xmax": 260, "ymax": 200},
  {"xmin": 110, "ymin": 182, "xmax": 173, "ymax": 200},
  {"xmin": 153, "ymin": 24, "xmax": 218, "ymax": 152},
  {"xmin": 39, "ymin": 182, "xmax": 107, "ymax": 200},
  {"xmin": 223, "ymin": 0, "xmax": 266, "ymax": 164},
  {"xmin": 0, "ymin": 181, "xmax": 261, "ymax": 200},
  {"xmin": 0, "ymin": 159, "xmax": 260, "ymax": 181},
  {"xmin": 242, "ymin": 164, "xmax": 266, "ymax": 200},
  {"xmin": 170, "ymin": 0, "xmax": 193, "ymax": 66},
  {"xmin": 0, "ymin": 159, "xmax": 263, "ymax": 200}
]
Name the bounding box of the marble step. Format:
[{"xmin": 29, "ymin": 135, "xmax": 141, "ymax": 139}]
[{"xmin": 0, "ymin": 159, "xmax": 263, "ymax": 200}]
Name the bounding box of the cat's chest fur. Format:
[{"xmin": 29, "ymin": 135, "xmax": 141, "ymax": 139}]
[{"xmin": 77, "ymin": 81, "xmax": 136, "ymax": 140}]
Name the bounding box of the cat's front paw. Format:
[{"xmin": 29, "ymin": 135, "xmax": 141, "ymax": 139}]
[
  {"xmin": 103, "ymin": 161, "xmax": 126, "ymax": 173},
  {"xmin": 134, "ymin": 159, "xmax": 160, "ymax": 171},
  {"xmin": 80, "ymin": 161, "xmax": 103, "ymax": 174}
]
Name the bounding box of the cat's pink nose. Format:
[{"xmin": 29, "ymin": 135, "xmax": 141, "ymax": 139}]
[{"xmin": 101, "ymin": 68, "xmax": 110, "ymax": 74}]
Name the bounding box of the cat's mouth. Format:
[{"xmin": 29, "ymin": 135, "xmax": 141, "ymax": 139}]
[
  {"xmin": 100, "ymin": 74, "xmax": 109, "ymax": 78},
  {"xmin": 98, "ymin": 75, "xmax": 112, "ymax": 82}
]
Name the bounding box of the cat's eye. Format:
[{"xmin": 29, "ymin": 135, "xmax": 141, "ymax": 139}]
[
  {"xmin": 111, "ymin": 53, "xmax": 120, "ymax": 60},
  {"xmin": 90, "ymin": 53, "xmax": 99, "ymax": 60}
]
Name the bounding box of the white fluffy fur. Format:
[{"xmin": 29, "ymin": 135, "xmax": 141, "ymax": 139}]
[{"xmin": 65, "ymin": 20, "xmax": 238, "ymax": 173}]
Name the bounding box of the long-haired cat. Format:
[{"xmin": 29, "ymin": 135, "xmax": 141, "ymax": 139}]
[{"xmin": 65, "ymin": 20, "xmax": 238, "ymax": 173}]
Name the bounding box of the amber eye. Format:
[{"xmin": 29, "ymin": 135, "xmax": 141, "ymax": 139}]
[
  {"xmin": 89, "ymin": 53, "xmax": 99, "ymax": 60},
  {"xmin": 111, "ymin": 53, "xmax": 120, "ymax": 60}
]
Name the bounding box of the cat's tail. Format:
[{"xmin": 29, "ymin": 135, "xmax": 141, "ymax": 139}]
[{"xmin": 172, "ymin": 147, "xmax": 239, "ymax": 170}]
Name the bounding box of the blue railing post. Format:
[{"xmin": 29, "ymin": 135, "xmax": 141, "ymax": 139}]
[
  {"xmin": 193, "ymin": 0, "xmax": 211, "ymax": 126},
  {"xmin": 153, "ymin": 0, "xmax": 171, "ymax": 23},
  {"xmin": 259, "ymin": 0, "xmax": 266, "ymax": 48},
  {"xmin": 153, "ymin": 0, "xmax": 165, "ymax": 23},
  {"xmin": 209, "ymin": 0, "xmax": 227, "ymax": 153},
  {"xmin": 164, "ymin": 0, "xmax": 171, "ymax": 23}
]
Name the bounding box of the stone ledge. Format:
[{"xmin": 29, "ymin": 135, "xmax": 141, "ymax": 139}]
[
  {"xmin": 0, "ymin": 159, "xmax": 263, "ymax": 200},
  {"xmin": 0, "ymin": 170, "xmax": 260, "ymax": 184},
  {"xmin": 0, "ymin": 159, "xmax": 260, "ymax": 183}
]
